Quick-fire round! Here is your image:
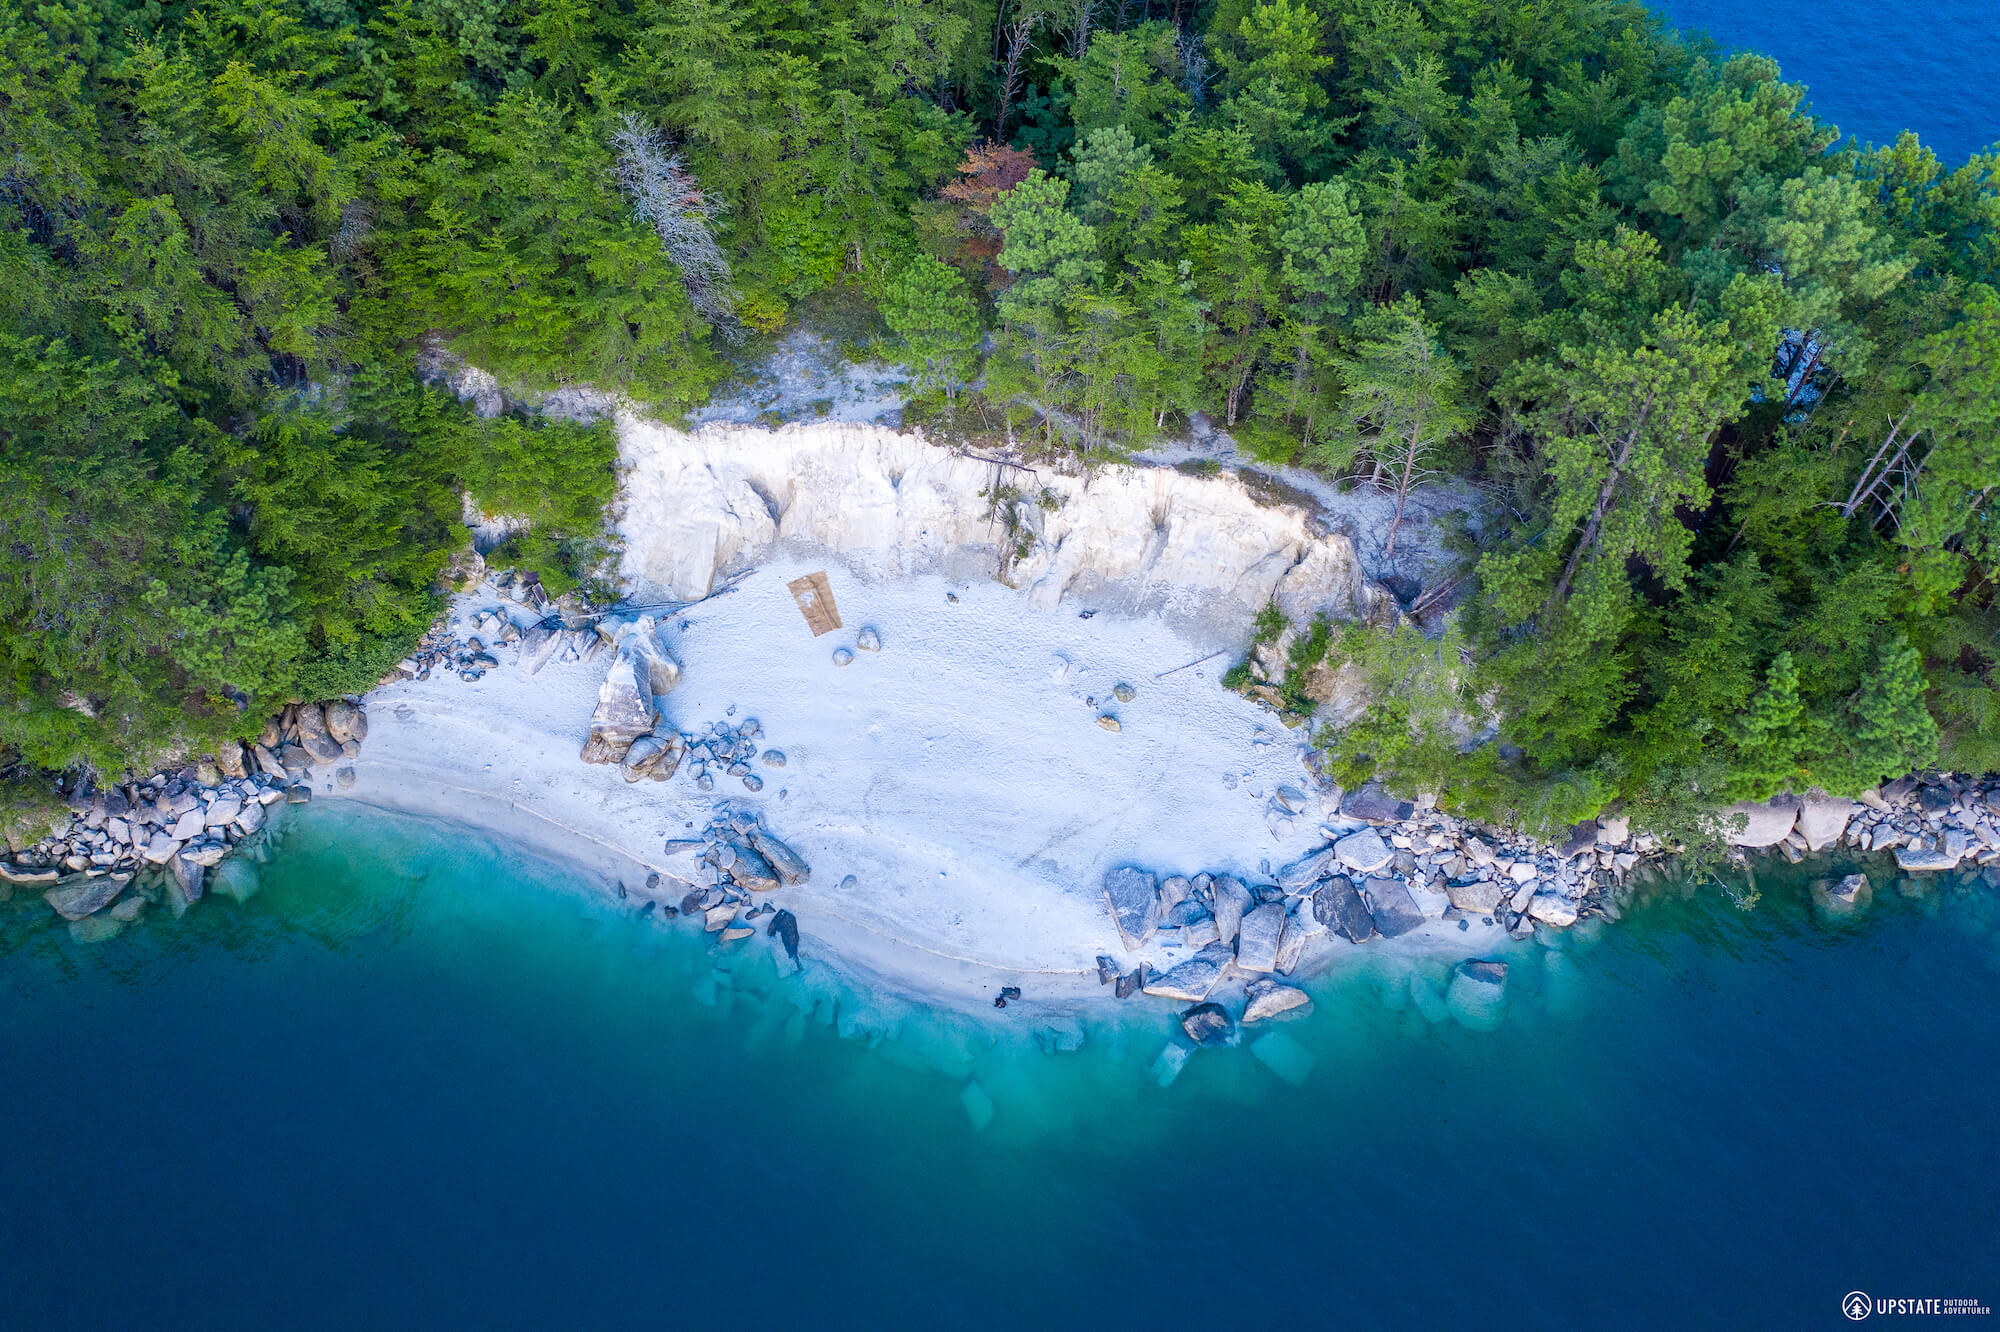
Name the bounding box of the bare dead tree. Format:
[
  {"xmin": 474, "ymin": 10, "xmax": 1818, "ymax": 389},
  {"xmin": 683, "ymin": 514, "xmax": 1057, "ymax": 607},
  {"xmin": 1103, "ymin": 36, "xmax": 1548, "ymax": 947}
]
[
  {"xmin": 1069, "ymin": 0, "xmax": 1094, "ymax": 58},
  {"xmin": 1175, "ymin": 26, "xmax": 1215, "ymax": 103},
  {"xmin": 995, "ymin": 12, "xmax": 1041, "ymax": 139},
  {"xmin": 609, "ymin": 113, "xmax": 739, "ymax": 334}
]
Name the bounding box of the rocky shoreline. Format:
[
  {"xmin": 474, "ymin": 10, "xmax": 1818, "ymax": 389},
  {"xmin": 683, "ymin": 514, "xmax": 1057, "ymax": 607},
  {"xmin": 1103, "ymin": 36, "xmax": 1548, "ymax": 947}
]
[
  {"xmin": 2, "ymin": 698, "xmax": 373, "ymax": 938},
  {"xmin": 11, "ymin": 560, "xmax": 1999, "ymax": 1036},
  {"xmin": 1082, "ymin": 769, "xmax": 2000, "ymax": 1048}
]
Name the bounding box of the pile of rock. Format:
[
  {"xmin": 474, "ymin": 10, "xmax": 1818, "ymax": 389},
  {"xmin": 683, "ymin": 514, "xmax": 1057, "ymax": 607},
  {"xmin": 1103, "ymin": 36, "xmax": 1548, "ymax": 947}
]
[
  {"xmin": 641, "ymin": 805, "xmax": 809, "ymax": 962},
  {"xmin": 230, "ymin": 700, "xmax": 371, "ymax": 786},
  {"xmin": 3, "ymin": 768, "xmax": 296, "ymax": 937},
  {"xmin": 1763, "ymin": 776, "xmax": 2000, "ymax": 874},
  {"xmin": 3, "ymin": 699, "xmax": 373, "ymax": 939}
]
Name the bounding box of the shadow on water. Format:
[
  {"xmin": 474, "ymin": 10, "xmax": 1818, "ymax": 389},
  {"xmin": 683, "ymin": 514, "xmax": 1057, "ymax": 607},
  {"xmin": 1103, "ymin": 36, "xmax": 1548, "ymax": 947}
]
[{"xmin": 3, "ymin": 802, "xmax": 1996, "ymax": 1329}]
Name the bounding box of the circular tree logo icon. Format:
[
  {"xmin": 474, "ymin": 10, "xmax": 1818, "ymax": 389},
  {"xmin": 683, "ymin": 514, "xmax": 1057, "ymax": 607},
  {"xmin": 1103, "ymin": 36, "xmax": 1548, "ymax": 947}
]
[{"xmin": 1844, "ymin": 1291, "xmax": 1873, "ymax": 1321}]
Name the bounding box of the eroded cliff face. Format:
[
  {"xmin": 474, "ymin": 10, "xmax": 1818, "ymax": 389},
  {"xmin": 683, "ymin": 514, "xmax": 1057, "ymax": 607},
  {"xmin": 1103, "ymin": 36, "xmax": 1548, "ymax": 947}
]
[{"xmin": 616, "ymin": 416, "xmax": 1401, "ymax": 633}]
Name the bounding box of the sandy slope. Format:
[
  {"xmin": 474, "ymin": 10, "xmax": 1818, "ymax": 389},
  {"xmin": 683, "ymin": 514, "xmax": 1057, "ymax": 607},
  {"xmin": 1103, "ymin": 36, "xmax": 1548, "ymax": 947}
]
[{"xmin": 330, "ymin": 556, "xmax": 1349, "ymax": 1011}]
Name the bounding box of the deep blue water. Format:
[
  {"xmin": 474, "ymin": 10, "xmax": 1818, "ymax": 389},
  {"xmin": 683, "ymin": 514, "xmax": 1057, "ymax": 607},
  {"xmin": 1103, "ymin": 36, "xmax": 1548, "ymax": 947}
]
[
  {"xmin": 1665, "ymin": 0, "xmax": 1998, "ymax": 163},
  {"xmin": 4, "ymin": 803, "xmax": 1997, "ymax": 1329}
]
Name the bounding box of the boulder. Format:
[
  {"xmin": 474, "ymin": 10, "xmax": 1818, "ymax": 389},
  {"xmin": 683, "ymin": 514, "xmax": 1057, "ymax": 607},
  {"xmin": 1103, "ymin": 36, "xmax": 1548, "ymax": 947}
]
[
  {"xmin": 1360, "ymin": 876, "xmax": 1425, "ymax": 938},
  {"xmin": 42, "ymin": 877, "xmax": 125, "ymax": 921},
  {"xmin": 1334, "ymin": 828, "xmax": 1394, "ymax": 875},
  {"xmin": 1341, "ymin": 784, "xmax": 1415, "ymax": 823},
  {"xmin": 1096, "ymin": 714, "xmax": 1121, "ymax": 732},
  {"xmin": 724, "ymin": 843, "xmax": 780, "ymax": 892},
  {"xmin": 619, "ymin": 619, "xmax": 682, "ymax": 696},
  {"xmin": 1278, "ymin": 846, "xmax": 1342, "ymax": 892},
  {"xmin": 276, "ymin": 743, "xmax": 314, "ymax": 776},
  {"xmin": 1446, "ymin": 959, "xmax": 1507, "ymax": 1030},
  {"xmin": 1274, "ymin": 910, "xmax": 1311, "ymax": 972},
  {"xmin": 1444, "ymin": 876, "xmax": 1504, "ymax": 913},
  {"xmin": 295, "ymin": 704, "xmax": 345, "ymax": 763},
  {"xmin": 620, "ymin": 734, "xmax": 679, "ymax": 782},
  {"xmin": 1179, "ymin": 1002, "xmax": 1237, "ymax": 1048},
  {"xmin": 1141, "ymin": 945, "xmax": 1231, "ymax": 1002},
  {"xmin": 1102, "ymin": 866, "xmax": 1160, "ymax": 949},
  {"xmin": 1595, "ymin": 815, "xmax": 1630, "ymax": 846},
  {"xmin": 1158, "ymin": 875, "xmax": 1192, "ymax": 910},
  {"xmin": 1812, "ymin": 873, "xmax": 1872, "ymax": 916},
  {"xmin": 1311, "ymin": 875, "xmax": 1377, "ymax": 943},
  {"xmin": 141, "ymin": 833, "xmax": 182, "ymax": 864},
  {"xmin": 517, "ymin": 622, "xmax": 562, "ymax": 675},
  {"xmin": 1527, "ymin": 891, "xmax": 1579, "ymax": 927},
  {"xmin": 1243, "ymin": 978, "xmax": 1313, "ymax": 1023},
  {"xmin": 233, "ymin": 802, "xmax": 266, "ymax": 835},
  {"xmin": 215, "ymin": 744, "xmax": 248, "ymax": 781},
  {"xmin": 1212, "ymin": 875, "xmax": 1252, "ymax": 948},
  {"xmin": 1235, "ymin": 903, "xmax": 1286, "ymax": 972},
  {"xmin": 702, "ymin": 904, "xmax": 737, "ymax": 932},
  {"xmin": 325, "ymin": 700, "xmax": 367, "ymax": 745},
  {"xmin": 747, "ymin": 829, "xmax": 810, "ymax": 886},
  {"xmin": 1795, "ymin": 793, "xmax": 1857, "ymax": 852},
  {"xmin": 1558, "ymin": 822, "xmax": 1598, "ymax": 859},
  {"xmin": 170, "ymin": 853, "xmax": 204, "ymax": 907},
  {"xmin": 1722, "ymin": 795, "xmax": 1801, "ymax": 848},
  {"xmin": 856, "ymin": 627, "xmax": 882, "ymax": 652},
  {"xmin": 1895, "ymin": 843, "xmax": 1961, "ymax": 872},
  {"xmin": 579, "ymin": 659, "xmax": 656, "ymax": 764},
  {"xmin": 203, "ymin": 797, "xmax": 243, "ymax": 828},
  {"xmin": 169, "ymin": 809, "xmax": 206, "ymax": 841}
]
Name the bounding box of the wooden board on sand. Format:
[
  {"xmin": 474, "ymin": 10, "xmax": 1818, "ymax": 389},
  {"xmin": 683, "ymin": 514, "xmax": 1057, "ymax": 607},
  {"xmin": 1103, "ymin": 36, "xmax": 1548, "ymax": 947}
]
[{"xmin": 788, "ymin": 571, "xmax": 842, "ymax": 636}]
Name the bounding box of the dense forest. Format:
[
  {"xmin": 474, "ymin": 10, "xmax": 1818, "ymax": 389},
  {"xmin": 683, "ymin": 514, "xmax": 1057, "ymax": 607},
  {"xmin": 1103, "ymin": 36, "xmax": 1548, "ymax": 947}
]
[{"xmin": 2, "ymin": 0, "xmax": 1996, "ymax": 837}]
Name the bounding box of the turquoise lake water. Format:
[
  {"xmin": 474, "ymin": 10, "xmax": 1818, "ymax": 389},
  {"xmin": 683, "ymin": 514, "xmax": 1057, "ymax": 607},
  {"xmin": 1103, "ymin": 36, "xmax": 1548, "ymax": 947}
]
[{"xmin": 4, "ymin": 801, "xmax": 1997, "ymax": 1328}]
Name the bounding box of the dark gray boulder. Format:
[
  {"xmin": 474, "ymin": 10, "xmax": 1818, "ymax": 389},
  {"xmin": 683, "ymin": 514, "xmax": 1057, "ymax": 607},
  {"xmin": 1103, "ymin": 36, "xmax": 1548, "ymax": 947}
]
[
  {"xmin": 1361, "ymin": 876, "xmax": 1425, "ymax": 937},
  {"xmin": 1311, "ymin": 875, "xmax": 1377, "ymax": 943},
  {"xmin": 42, "ymin": 876, "xmax": 125, "ymax": 921},
  {"xmin": 1341, "ymin": 783, "xmax": 1414, "ymax": 824},
  {"xmin": 1180, "ymin": 1002, "xmax": 1237, "ymax": 1048}
]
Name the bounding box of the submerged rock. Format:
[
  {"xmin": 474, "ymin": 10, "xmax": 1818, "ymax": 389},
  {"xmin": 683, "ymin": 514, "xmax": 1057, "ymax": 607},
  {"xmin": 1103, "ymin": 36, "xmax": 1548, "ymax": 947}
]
[
  {"xmin": 1243, "ymin": 978, "xmax": 1312, "ymax": 1023},
  {"xmin": 1812, "ymin": 873, "xmax": 1873, "ymax": 917},
  {"xmin": 1250, "ymin": 1030, "xmax": 1316, "ymax": 1086},
  {"xmin": 1446, "ymin": 959, "xmax": 1507, "ymax": 1030},
  {"xmin": 43, "ymin": 876, "xmax": 125, "ymax": 921},
  {"xmin": 1179, "ymin": 1002, "xmax": 1237, "ymax": 1048}
]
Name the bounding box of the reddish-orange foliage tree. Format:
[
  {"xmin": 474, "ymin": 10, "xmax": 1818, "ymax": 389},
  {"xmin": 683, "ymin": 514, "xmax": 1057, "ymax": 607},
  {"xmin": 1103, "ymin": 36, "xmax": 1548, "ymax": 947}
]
[{"xmin": 939, "ymin": 143, "xmax": 1038, "ymax": 283}]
